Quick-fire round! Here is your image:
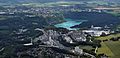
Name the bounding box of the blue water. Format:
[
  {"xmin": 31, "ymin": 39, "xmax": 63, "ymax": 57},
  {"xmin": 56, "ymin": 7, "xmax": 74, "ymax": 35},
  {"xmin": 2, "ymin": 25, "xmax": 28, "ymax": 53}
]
[{"xmin": 55, "ymin": 18, "xmax": 85, "ymax": 30}]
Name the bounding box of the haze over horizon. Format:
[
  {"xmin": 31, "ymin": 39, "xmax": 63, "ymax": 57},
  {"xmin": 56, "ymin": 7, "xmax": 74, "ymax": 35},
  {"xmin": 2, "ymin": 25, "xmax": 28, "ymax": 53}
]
[{"xmin": 0, "ymin": 0, "xmax": 120, "ymax": 4}]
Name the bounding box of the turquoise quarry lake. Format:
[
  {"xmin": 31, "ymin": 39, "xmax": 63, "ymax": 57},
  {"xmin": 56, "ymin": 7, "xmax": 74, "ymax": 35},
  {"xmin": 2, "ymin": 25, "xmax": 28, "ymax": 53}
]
[{"xmin": 54, "ymin": 18, "xmax": 86, "ymax": 30}]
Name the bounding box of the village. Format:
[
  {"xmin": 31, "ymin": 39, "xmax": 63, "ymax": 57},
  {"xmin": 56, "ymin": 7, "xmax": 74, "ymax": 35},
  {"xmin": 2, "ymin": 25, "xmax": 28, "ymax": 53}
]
[{"xmin": 18, "ymin": 24, "xmax": 120, "ymax": 58}]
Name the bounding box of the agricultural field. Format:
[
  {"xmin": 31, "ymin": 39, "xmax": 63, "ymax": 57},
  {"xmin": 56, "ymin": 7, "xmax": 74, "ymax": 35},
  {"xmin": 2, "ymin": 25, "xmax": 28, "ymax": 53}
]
[
  {"xmin": 80, "ymin": 45, "xmax": 94, "ymax": 50},
  {"xmin": 96, "ymin": 33, "xmax": 120, "ymax": 58},
  {"xmin": 0, "ymin": 16, "xmax": 8, "ymax": 20},
  {"xmin": 96, "ymin": 33, "xmax": 120, "ymax": 40},
  {"xmin": 97, "ymin": 42, "xmax": 114, "ymax": 57},
  {"xmin": 107, "ymin": 11, "xmax": 120, "ymax": 17},
  {"xmin": 106, "ymin": 41, "xmax": 120, "ymax": 58},
  {"xmin": 97, "ymin": 41, "xmax": 120, "ymax": 58}
]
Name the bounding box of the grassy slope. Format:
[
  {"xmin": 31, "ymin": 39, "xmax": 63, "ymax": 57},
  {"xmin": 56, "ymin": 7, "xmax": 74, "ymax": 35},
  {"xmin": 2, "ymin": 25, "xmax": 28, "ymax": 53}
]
[
  {"xmin": 96, "ymin": 33, "xmax": 120, "ymax": 40},
  {"xmin": 97, "ymin": 41, "xmax": 120, "ymax": 58},
  {"xmin": 80, "ymin": 46, "xmax": 94, "ymax": 50},
  {"xmin": 97, "ymin": 42, "xmax": 114, "ymax": 57},
  {"xmin": 105, "ymin": 41, "xmax": 120, "ymax": 58},
  {"xmin": 96, "ymin": 34, "xmax": 120, "ymax": 58},
  {"xmin": 96, "ymin": 35, "xmax": 120, "ymax": 58}
]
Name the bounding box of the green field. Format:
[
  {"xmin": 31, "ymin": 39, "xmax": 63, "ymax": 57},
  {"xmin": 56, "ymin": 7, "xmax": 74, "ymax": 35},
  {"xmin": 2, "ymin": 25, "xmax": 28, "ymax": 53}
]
[
  {"xmin": 97, "ymin": 41, "xmax": 120, "ymax": 58},
  {"xmin": 106, "ymin": 41, "xmax": 120, "ymax": 58},
  {"xmin": 80, "ymin": 45, "xmax": 94, "ymax": 50},
  {"xmin": 96, "ymin": 33, "xmax": 120, "ymax": 58},
  {"xmin": 107, "ymin": 12, "xmax": 120, "ymax": 17},
  {"xmin": 97, "ymin": 42, "xmax": 114, "ymax": 57},
  {"xmin": 96, "ymin": 33, "xmax": 120, "ymax": 40},
  {"xmin": 0, "ymin": 16, "xmax": 8, "ymax": 20}
]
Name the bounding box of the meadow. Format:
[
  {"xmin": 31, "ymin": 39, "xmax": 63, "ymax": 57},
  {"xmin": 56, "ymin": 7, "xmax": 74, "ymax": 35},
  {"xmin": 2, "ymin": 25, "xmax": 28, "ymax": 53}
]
[{"xmin": 96, "ymin": 34, "xmax": 120, "ymax": 58}]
